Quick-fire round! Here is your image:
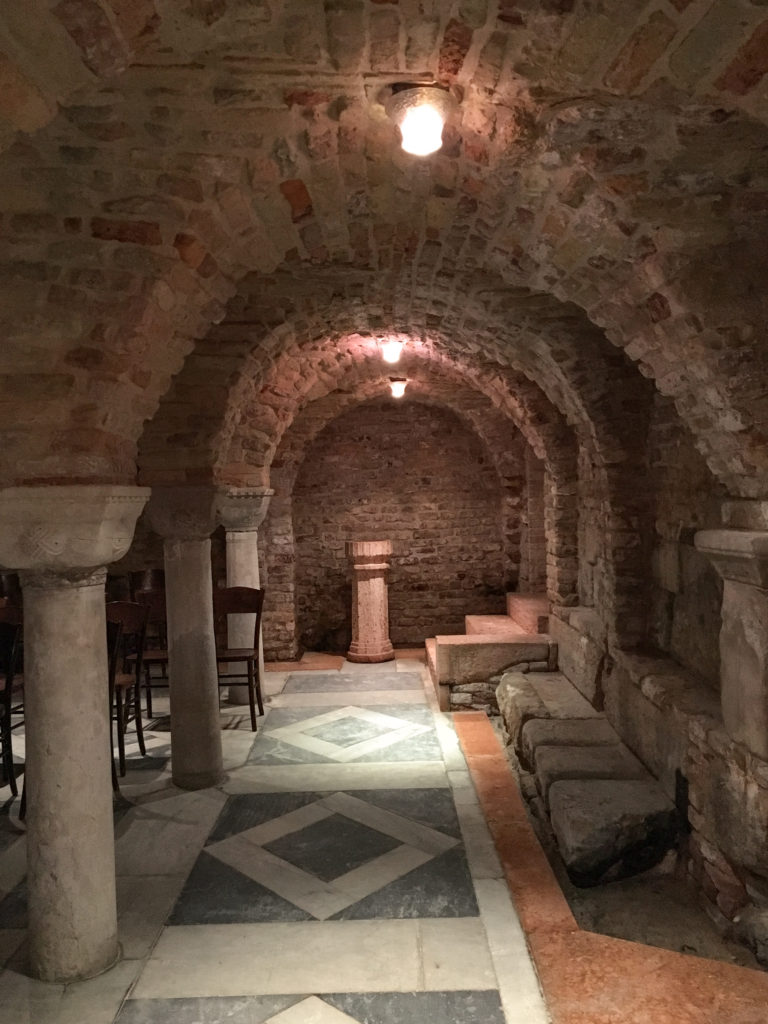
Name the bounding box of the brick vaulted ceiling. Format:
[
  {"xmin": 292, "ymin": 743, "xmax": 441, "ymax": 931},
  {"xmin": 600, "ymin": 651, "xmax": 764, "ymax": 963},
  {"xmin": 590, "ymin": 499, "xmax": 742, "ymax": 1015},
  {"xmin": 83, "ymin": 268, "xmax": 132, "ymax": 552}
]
[{"xmin": 0, "ymin": 2, "xmax": 767, "ymax": 495}]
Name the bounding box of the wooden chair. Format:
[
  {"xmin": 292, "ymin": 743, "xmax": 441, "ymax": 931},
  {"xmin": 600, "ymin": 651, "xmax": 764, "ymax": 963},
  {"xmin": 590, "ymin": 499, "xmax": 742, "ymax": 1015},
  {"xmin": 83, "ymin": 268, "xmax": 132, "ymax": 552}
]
[
  {"xmin": 0, "ymin": 621, "xmax": 23, "ymax": 797},
  {"xmin": 106, "ymin": 601, "xmax": 149, "ymax": 777},
  {"xmin": 133, "ymin": 588, "xmax": 168, "ymax": 717},
  {"xmin": 213, "ymin": 586, "xmax": 265, "ymax": 732}
]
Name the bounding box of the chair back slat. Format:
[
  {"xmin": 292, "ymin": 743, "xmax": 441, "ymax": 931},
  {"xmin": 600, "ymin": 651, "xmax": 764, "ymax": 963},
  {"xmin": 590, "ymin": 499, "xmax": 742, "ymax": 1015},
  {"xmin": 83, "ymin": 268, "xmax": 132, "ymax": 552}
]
[{"xmin": 213, "ymin": 586, "xmax": 265, "ymax": 649}]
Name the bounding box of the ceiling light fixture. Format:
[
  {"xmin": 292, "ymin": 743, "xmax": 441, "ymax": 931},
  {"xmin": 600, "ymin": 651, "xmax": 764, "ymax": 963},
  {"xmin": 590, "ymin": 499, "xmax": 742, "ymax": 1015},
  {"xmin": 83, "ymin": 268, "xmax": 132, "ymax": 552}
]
[
  {"xmin": 389, "ymin": 377, "xmax": 407, "ymax": 398},
  {"xmin": 384, "ymin": 85, "xmax": 457, "ymax": 157},
  {"xmin": 381, "ymin": 339, "xmax": 403, "ymax": 364}
]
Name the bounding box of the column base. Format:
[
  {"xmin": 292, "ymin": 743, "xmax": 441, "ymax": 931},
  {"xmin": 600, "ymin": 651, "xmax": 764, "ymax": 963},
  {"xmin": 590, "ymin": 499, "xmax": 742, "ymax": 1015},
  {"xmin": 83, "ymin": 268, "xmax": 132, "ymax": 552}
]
[
  {"xmin": 347, "ymin": 643, "xmax": 395, "ymax": 664},
  {"xmin": 172, "ymin": 767, "xmax": 226, "ymax": 790}
]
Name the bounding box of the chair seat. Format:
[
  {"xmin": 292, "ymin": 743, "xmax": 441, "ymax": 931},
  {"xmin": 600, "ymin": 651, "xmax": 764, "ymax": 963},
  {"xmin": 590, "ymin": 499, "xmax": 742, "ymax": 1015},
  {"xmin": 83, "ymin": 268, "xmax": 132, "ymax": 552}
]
[
  {"xmin": 216, "ymin": 647, "xmax": 257, "ymax": 661},
  {"xmin": 114, "ymin": 671, "xmax": 135, "ymax": 691},
  {"xmin": 130, "ymin": 649, "xmax": 168, "ymax": 664}
]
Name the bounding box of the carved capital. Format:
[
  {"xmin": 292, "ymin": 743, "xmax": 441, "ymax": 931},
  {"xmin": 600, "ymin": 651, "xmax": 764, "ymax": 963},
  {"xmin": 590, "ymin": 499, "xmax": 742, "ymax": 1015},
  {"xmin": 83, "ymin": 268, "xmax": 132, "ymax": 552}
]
[
  {"xmin": 146, "ymin": 485, "xmax": 219, "ymax": 541},
  {"xmin": 0, "ymin": 486, "xmax": 149, "ymax": 572},
  {"xmin": 216, "ymin": 487, "xmax": 274, "ymax": 532},
  {"xmin": 20, "ymin": 567, "xmax": 108, "ymax": 591},
  {"xmin": 695, "ymin": 529, "xmax": 768, "ymax": 588}
]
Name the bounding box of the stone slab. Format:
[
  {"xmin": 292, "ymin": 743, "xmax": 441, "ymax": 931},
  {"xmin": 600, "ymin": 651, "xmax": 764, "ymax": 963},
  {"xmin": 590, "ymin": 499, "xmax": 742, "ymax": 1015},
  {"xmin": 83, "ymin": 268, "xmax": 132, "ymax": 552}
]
[
  {"xmin": 528, "ymin": 673, "xmax": 602, "ymax": 720},
  {"xmin": 464, "ymin": 615, "xmax": 524, "ymax": 637},
  {"xmin": 436, "ymin": 635, "xmax": 551, "ymax": 685},
  {"xmin": 549, "ymin": 614, "xmax": 604, "ymax": 706},
  {"xmin": 534, "ymin": 744, "xmax": 648, "ymax": 802},
  {"xmin": 549, "ymin": 778, "xmax": 678, "ymax": 886},
  {"xmin": 505, "ymin": 594, "xmax": 549, "ymax": 633},
  {"xmin": 520, "ymin": 717, "xmax": 621, "ymax": 767}
]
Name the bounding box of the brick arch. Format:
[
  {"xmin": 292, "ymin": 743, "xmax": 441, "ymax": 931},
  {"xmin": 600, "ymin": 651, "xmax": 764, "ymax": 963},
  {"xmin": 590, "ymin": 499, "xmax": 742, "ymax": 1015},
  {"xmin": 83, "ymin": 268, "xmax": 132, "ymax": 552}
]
[
  {"xmin": 0, "ymin": 3, "xmax": 766, "ymax": 509},
  {"xmin": 261, "ymin": 375, "xmax": 563, "ymax": 660},
  {"xmin": 0, "ymin": 61, "xmax": 765, "ymax": 500}
]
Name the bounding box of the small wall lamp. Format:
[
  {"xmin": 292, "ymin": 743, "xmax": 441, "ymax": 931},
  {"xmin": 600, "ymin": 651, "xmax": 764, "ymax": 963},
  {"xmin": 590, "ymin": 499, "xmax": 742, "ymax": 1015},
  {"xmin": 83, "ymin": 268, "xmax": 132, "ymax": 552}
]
[
  {"xmin": 381, "ymin": 339, "xmax": 403, "ymax": 364},
  {"xmin": 389, "ymin": 378, "xmax": 408, "ymax": 399},
  {"xmin": 384, "ymin": 85, "xmax": 457, "ymax": 157}
]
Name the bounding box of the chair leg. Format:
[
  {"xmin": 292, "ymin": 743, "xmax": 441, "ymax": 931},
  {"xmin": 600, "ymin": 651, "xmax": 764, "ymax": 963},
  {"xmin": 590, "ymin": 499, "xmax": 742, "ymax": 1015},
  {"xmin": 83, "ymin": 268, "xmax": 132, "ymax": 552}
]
[
  {"xmin": 1, "ymin": 719, "xmax": 17, "ymax": 798},
  {"xmin": 19, "ymin": 776, "xmax": 26, "ymax": 821},
  {"xmin": 255, "ymin": 660, "xmax": 264, "ymax": 717},
  {"xmin": 133, "ymin": 679, "xmax": 147, "ymax": 756},
  {"xmin": 144, "ymin": 664, "xmax": 153, "ymax": 718},
  {"xmin": 115, "ymin": 689, "xmax": 127, "ymax": 777},
  {"xmin": 247, "ymin": 661, "xmax": 257, "ymax": 732}
]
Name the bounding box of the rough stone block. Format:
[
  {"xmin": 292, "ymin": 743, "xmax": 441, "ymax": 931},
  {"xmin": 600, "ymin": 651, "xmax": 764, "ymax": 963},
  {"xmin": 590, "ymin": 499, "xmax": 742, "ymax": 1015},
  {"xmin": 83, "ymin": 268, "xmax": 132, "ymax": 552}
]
[
  {"xmin": 436, "ymin": 633, "xmax": 551, "ymax": 685},
  {"xmin": 521, "ymin": 716, "xmax": 620, "ymax": 767},
  {"xmin": 549, "ymin": 778, "xmax": 679, "ymax": 886},
  {"xmin": 496, "ymin": 671, "xmax": 548, "ymax": 749},
  {"xmin": 528, "ymin": 672, "xmax": 602, "ymax": 721},
  {"xmin": 549, "ymin": 613, "xmax": 604, "ymax": 706},
  {"xmin": 535, "ymin": 743, "xmax": 648, "ymax": 802}
]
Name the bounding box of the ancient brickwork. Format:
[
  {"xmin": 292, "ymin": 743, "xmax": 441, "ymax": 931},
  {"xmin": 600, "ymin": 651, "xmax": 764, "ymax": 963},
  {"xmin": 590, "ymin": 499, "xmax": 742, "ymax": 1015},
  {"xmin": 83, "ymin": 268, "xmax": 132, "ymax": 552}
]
[{"xmin": 289, "ymin": 399, "xmax": 509, "ymax": 650}]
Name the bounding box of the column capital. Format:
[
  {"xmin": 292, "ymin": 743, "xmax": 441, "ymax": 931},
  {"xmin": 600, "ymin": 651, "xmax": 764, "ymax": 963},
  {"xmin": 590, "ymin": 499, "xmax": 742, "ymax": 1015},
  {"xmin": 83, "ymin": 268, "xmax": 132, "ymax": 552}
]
[
  {"xmin": 146, "ymin": 485, "xmax": 219, "ymax": 540},
  {"xmin": 216, "ymin": 487, "xmax": 274, "ymax": 532},
  {"xmin": 721, "ymin": 499, "xmax": 768, "ymax": 531},
  {"xmin": 0, "ymin": 485, "xmax": 149, "ymax": 572},
  {"xmin": 695, "ymin": 528, "xmax": 768, "ymax": 587},
  {"xmin": 346, "ymin": 539, "xmax": 393, "ymax": 571}
]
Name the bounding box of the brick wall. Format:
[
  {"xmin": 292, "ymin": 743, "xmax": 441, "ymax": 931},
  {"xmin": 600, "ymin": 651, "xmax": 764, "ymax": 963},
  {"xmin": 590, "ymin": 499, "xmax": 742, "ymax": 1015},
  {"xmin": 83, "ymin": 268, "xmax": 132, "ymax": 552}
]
[{"xmin": 288, "ymin": 399, "xmax": 511, "ymax": 651}]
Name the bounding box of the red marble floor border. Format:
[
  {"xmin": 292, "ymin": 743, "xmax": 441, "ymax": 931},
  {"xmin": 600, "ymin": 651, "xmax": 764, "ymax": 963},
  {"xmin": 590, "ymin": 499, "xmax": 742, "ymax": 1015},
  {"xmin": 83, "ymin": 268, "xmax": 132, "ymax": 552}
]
[
  {"xmin": 454, "ymin": 712, "xmax": 768, "ymax": 1024},
  {"xmin": 265, "ymin": 654, "xmax": 345, "ymax": 672}
]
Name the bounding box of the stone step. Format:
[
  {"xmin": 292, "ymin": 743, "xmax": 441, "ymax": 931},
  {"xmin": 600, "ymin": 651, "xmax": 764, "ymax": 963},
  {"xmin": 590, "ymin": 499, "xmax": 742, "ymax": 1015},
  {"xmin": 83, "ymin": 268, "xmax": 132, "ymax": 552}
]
[
  {"xmin": 464, "ymin": 614, "xmax": 525, "ymax": 636},
  {"xmin": 435, "ymin": 632, "xmax": 556, "ymax": 687},
  {"xmin": 506, "ymin": 593, "xmax": 549, "ymax": 633}
]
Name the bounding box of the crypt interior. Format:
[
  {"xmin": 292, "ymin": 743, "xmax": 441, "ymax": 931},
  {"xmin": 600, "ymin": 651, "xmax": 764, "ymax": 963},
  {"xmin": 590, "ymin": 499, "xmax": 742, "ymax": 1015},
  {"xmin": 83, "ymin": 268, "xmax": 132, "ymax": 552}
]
[{"xmin": 1, "ymin": 0, "xmax": 768, "ymax": 1021}]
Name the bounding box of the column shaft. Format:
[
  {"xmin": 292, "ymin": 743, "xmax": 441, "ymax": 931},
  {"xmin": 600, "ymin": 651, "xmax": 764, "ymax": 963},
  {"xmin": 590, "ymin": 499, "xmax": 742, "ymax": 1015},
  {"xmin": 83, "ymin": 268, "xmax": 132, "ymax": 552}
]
[
  {"xmin": 347, "ymin": 541, "xmax": 395, "ymax": 663},
  {"xmin": 24, "ymin": 572, "xmax": 118, "ymax": 982},
  {"xmin": 164, "ymin": 538, "xmax": 224, "ymax": 788}
]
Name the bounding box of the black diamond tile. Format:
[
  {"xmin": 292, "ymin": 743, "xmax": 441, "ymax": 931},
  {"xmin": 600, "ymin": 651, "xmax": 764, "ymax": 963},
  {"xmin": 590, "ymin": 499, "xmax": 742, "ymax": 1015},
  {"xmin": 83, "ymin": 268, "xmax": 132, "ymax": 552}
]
[
  {"xmin": 325, "ymin": 990, "xmax": 505, "ymax": 1023},
  {"xmin": 169, "ymin": 852, "xmax": 312, "ymax": 925},
  {"xmin": 332, "ymin": 847, "xmax": 479, "ymax": 920},
  {"xmin": 302, "ymin": 716, "xmax": 393, "ymax": 747},
  {"xmin": 208, "ymin": 792, "xmax": 323, "ymax": 844},
  {"xmin": 263, "ymin": 813, "xmax": 401, "ymax": 882},
  {"xmin": 116, "ymin": 995, "xmax": 301, "ymax": 1023}
]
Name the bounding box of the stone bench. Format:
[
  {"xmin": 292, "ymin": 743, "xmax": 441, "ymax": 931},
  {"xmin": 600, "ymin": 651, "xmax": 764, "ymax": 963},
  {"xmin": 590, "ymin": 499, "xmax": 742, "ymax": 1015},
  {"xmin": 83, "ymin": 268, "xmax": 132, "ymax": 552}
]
[{"xmin": 497, "ymin": 670, "xmax": 679, "ymax": 886}]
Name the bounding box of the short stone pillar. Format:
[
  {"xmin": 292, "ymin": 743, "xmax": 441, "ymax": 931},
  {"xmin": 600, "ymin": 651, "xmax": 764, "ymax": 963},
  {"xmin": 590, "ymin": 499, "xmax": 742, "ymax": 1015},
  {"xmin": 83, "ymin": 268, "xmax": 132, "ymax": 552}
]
[
  {"xmin": 216, "ymin": 487, "xmax": 273, "ymax": 703},
  {"xmin": 147, "ymin": 486, "xmax": 224, "ymax": 790},
  {"xmin": 0, "ymin": 485, "xmax": 148, "ymax": 982},
  {"xmin": 346, "ymin": 540, "xmax": 395, "ymax": 663},
  {"xmin": 696, "ymin": 520, "xmax": 768, "ymax": 760}
]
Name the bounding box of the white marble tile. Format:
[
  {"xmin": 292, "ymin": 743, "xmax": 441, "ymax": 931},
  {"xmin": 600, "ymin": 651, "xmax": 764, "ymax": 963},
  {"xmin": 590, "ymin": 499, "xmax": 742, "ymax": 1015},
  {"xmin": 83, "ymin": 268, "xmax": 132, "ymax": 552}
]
[
  {"xmin": 269, "ymin": 690, "xmax": 425, "ymax": 708},
  {"xmin": 419, "ymin": 917, "xmax": 497, "ymax": 991},
  {"xmin": 433, "ymin": 715, "xmax": 467, "ymax": 771},
  {"xmin": 115, "ymin": 789, "xmax": 226, "ymax": 877},
  {"xmin": 266, "ymin": 706, "xmax": 430, "ymax": 763},
  {"xmin": 209, "ymin": 835, "xmax": 353, "ymax": 919},
  {"xmin": 223, "ymin": 762, "xmax": 449, "ymax": 793},
  {"xmin": 238, "ymin": 801, "xmax": 332, "ymax": 846},
  {"xmin": 454, "ymin": 801, "xmax": 503, "ymax": 880},
  {"xmin": 132, "ymin": 921, "xmax": 422, "ymax": 998},
  {"xmin": 474, "ymin": 878, "xmax": 549, "ymax": 1024},
  {"xmin": 332, "ymin": 845, "xmax": 433, "ymax": 902},
  {"xmin": 117, "ymin": 874, "xmax": 187, "ymax": 959},
  {"xmin": 266, "ymin": 996, "xmax": 360, "ymax": 1024},
  {"xmin": 0, "ymin": 959, "xmax": 140, "ymax": 1024},
  {"xmin": 321, "ymin": 792, "xmax": 457, "ymax": 854}
]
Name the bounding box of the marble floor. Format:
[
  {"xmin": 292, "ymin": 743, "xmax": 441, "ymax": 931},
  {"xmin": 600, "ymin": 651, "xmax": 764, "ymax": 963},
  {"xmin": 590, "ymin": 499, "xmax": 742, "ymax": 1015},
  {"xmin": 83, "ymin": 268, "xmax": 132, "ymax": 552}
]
[{"xmin": 0, "ymin": 659, "xmax": 548, "ymax": 1024}]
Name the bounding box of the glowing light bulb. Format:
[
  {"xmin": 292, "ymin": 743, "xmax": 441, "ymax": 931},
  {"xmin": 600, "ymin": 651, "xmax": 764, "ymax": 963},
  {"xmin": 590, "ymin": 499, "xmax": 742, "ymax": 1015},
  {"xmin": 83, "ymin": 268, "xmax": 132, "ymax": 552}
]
[
  {"xmin": 399, "ymin": 104, "xmax": 445, "ymax": 156},
  {"xmin": 389, "ymin": 378, "xmax": 407, "ymax": 398},
  {"xmin": 381, "ymin": 340, "xmax": 403, "ymax": 364}
]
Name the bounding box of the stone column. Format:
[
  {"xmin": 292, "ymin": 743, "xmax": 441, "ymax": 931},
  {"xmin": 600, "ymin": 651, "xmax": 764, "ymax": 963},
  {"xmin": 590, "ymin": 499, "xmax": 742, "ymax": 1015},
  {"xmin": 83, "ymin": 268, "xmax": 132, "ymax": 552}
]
[
  {"xmin": 0, "ymin": 485, "xmax": 148, "ymax": 982},
  {"xmin": 147, "ymin": 486, "xmax": 223, "ymax": 790},
  {"xmin": 346, "ymin": 540, "xmax": 395, "ymax": 663},
  {"xmin": 216, "ymin": 488, "xmax": 273, "ymax": 703},
  {"xmin": 696, "ymin": 508, "xmax": 768, "ymax": 760}
]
